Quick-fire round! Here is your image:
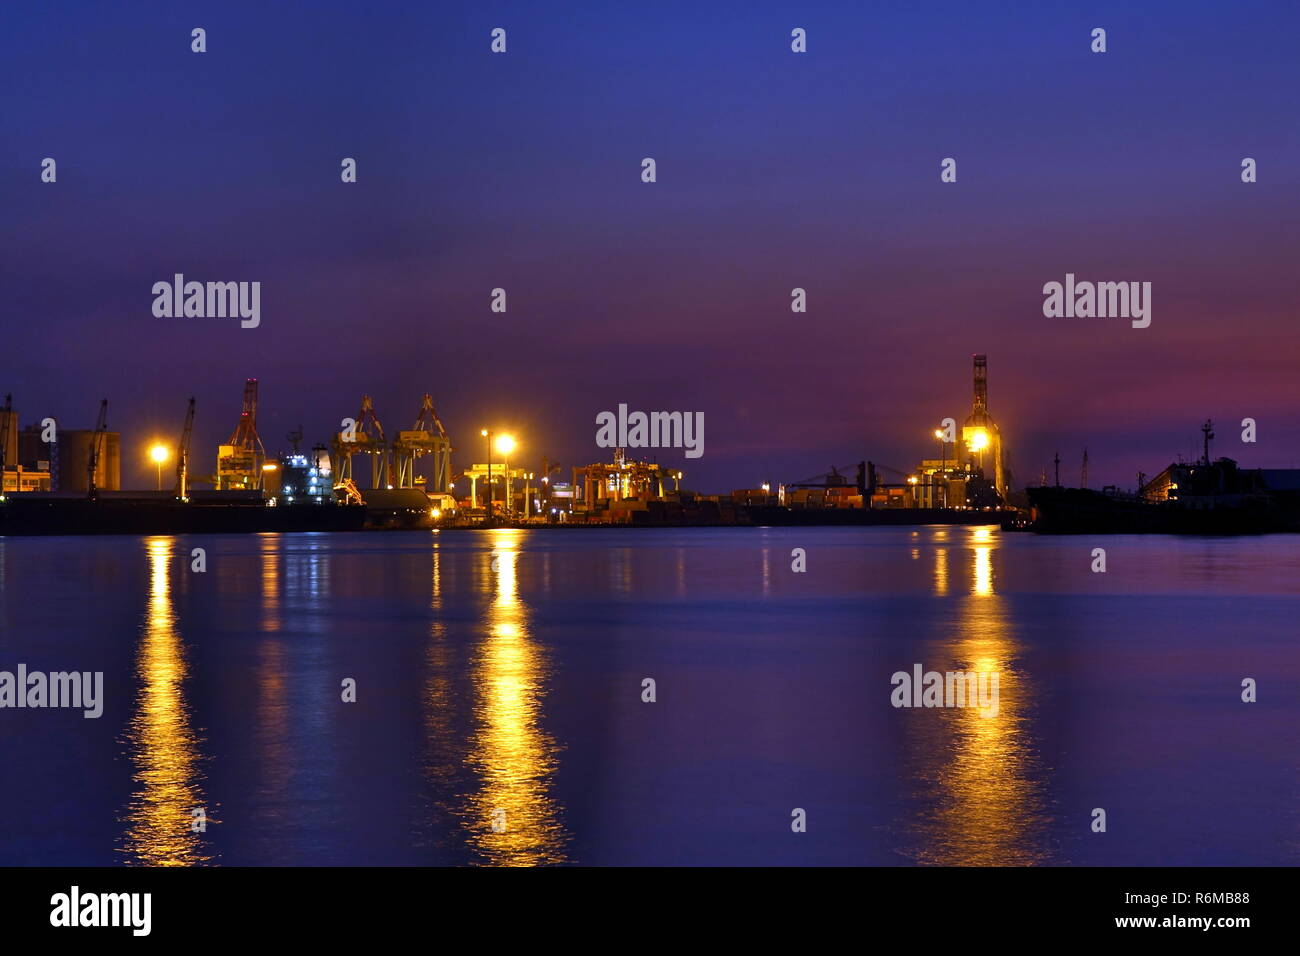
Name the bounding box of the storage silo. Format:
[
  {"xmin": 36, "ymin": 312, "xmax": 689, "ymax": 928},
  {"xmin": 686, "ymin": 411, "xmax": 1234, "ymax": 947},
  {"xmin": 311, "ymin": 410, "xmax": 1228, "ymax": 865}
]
[{"xmin": 60, "ymin": 430, "xmax": 122, "ymax": 493}]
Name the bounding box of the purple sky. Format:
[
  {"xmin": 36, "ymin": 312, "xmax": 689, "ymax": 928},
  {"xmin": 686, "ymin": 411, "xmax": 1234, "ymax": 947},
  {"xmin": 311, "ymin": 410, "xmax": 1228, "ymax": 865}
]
[{"xmin": 2, "ymin": 0, "xmax": 1298, "ymax": 491}]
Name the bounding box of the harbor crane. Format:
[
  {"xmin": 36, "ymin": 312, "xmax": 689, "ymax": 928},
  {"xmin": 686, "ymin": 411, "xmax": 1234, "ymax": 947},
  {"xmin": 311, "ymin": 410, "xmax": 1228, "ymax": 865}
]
[
  {"xmin": 174, "ymin": 397, "xmax": 195, "ymax": 499},
  {"xmin": 0, "ymin": 394, "xmax": 11, "ymax": 476},
  {"xmin": 334, "ymin": 394, "xmax": 390, "ymax": 490},
  {"xmin": 216, "ymin": 379, "xmax": 266, "ymax": 490},
  {"xmin": 392, "ymin": 394, "xmax": 453, "ymax": 492},
  {"xmin": 87, "ymin": 399, "xmax": 108, "ymax": 499}
]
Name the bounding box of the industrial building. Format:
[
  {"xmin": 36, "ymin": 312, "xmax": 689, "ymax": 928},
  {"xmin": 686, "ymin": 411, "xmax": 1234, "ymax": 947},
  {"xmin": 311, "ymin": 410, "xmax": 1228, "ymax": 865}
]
[
  {"xmin": 0, "ymin": 396, "xmax": 120, "ymax": 494},
  {"xmin": 59, "ymin": 429, "xmax": 121, "ymax": 494},
  {"xmin": 763, "ymin": 355, "xmax": 1012, "ymax": 514},
  {"xmin": 571, "ymin": 448, "xmax": 683, "ymax": 520},
  {"xmin": 909, "ymin": 354, "xmax": 1007, "ymax": 509}
]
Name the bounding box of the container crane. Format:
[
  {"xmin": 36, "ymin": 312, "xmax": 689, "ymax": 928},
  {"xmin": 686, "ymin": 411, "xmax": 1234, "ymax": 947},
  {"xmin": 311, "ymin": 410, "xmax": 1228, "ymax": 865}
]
[
  {"xmin": 392, "ymin": 393, "xmax": 453, "ymax": 492},
  {"xmin": 334, "ymin": 394, "xmax": 389, "ymax": 490}
]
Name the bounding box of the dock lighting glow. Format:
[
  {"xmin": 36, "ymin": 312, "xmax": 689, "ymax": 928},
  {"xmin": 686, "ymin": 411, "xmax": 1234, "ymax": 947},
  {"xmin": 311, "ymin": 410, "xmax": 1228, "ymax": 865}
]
[
  {"xmin": 495, "ymin": 434, "xmax": 516, "ymax": 456},
  {"xmin": 480, "ymin": 429, "xmax": 488, "ymax": 437},
  {"xmin": 969, "ymin": 430, "xmax": 989, "ymax": 452},
  {"xmin": 149, "ymin": 444, "xmax": 171, "ymax": 491},
  {"xmin": 934, "ymin": 429, "xmax": 944, "ymax": 440},
  {"xmin": 908, "ymin": 476, "xmax": 918, "ymax": 485},
  {"xmin": 262, "ymin": 463, "xmax": 277, "ymax": 471}
]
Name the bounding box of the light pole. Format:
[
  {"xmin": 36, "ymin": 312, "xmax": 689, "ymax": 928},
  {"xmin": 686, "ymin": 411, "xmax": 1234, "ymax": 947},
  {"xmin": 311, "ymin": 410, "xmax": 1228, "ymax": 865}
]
[{"xmin": 150, "ymin": 444, "xmax": 169, "ymax": 492}]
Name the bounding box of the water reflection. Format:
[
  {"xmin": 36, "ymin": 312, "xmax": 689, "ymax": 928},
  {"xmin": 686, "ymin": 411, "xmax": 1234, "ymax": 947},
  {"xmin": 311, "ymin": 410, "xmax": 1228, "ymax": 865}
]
[
  {"xmin": 118, "ymin": 537, "xmax": 212, "ymax": 865},
  {"xmin": 251, "ymin": 541, "xmax": 292, "ymax": 835},
  {"xmin": 260, "ymin": 537, "xmax": 281, "ymax": 633},
  {"xmin": 284, "ymin": 535, "xmax": 330, "ymax": 616},
  {"xmin": 461, "ymin": 530, "xmax": 568, "ymax": 864},
  {"xmin": 903, "ymin": 526, "xmax": 1053, "ymax": 865}
]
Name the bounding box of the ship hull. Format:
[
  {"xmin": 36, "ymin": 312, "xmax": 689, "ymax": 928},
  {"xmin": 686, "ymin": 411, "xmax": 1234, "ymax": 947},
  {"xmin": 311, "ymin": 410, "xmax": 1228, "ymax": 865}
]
[
  {"xmin": 742, "ymin": 506, "xmax": 1005, "ymax": 527},
  {"xmin": 0, "ymin": 498, "xmax": 368, "ymax": 536},
  {"xmin": 1025, "ymin": 486, "xmax": 1300, "ymax": 535}
]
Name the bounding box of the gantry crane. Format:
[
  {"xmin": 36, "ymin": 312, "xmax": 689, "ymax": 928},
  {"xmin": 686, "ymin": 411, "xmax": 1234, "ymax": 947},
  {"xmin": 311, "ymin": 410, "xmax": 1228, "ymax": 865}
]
[
  {"xmin": 392, "ymin": 394, "xmax": 453, "ymax": 492},
  {"xmin": 333, "ymin": 394, "xmax": 390, "ymax": 490}
]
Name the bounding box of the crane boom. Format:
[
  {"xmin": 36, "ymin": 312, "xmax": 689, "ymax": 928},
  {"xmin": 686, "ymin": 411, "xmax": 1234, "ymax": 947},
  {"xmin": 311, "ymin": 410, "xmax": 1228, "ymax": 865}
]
[
  {"xmin": 0, "ymin": 393, "xmax": 11, "ymax": 475},
  {"xmin": 87, "ymin": 399, "xmax": 108, "ymax": 499},
  {"xmin": 174, "ymin": 397, "xmax": 195, "ymax": 498}
]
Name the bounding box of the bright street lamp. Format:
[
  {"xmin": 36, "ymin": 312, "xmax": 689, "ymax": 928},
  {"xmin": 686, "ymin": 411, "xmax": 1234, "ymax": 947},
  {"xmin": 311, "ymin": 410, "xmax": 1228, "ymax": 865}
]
[
  {"xmin": 496, "ymin": 435, "xmax": 517, "ymax": 514},
  {"xmin": 149, "ymin": 444, "xmax": 169, "ymax": 491}
]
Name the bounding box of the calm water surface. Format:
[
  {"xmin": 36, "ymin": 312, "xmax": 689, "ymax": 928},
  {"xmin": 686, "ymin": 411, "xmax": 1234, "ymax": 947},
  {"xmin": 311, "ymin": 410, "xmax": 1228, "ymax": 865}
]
[{"xmin": 1, "ymin": 527, "xmax": 1297, "ymax": 866}]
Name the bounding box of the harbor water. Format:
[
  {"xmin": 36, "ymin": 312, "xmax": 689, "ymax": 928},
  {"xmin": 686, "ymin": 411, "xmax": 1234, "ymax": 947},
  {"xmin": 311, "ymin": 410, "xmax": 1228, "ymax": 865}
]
[{"xmin": 1, "ymin": 527, "xmax": 1296, "ymax": 866}]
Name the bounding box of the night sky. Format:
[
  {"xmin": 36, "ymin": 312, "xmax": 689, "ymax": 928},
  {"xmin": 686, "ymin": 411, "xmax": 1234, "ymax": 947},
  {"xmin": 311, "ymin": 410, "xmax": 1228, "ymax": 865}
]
[{"xmin": 3, "ymin": 1, "xmax": 1298, "ymax": 491}]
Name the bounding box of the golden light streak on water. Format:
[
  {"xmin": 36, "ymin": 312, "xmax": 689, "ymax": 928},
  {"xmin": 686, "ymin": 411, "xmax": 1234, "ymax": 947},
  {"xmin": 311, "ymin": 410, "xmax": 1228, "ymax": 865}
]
[
  {"xmin": 906, "ymin": 527, "xmax": 1053, "ymax": 865},
  {"xmin": 971, "ymin": 526, "xmax": 994, "ymax": 596},
  {"xmin": 933, "ymin": 547, "xmax": 949, "ymax": 595},
  {"xmin": 252, "ymin": 543, "xmax": 292, "ymax": 826},
  {"xmin": 260, "ymin": 535, "xmax": 281, "ymax": 633},
  {"xmin": 118, "ymin": 537, "xmax": 211, "ymax": 865},
  {"xmin": 462, "ymin": 530, "xmax": 568, "ymax": 865}
]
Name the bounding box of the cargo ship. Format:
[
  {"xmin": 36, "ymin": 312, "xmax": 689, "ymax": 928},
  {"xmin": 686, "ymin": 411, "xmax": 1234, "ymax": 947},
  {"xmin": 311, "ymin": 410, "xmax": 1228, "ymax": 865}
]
[
  {"xmin": 1025, "ymin": 454, "xmax": 1300, "ymax": 535},
  {"xmin": 741, "ymin": 505, "xmax": 1007, "ymax": 527},
  {"xmin": 0, "ymin": 491, "xmax": 368, "ymax": 536}
]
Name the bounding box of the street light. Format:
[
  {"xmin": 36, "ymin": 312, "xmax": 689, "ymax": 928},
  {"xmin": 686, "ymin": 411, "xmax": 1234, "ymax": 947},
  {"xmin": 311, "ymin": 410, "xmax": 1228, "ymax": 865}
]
[{"xmin": 149, "ymin": 444, "xmax": 169, "ymax": 491}]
